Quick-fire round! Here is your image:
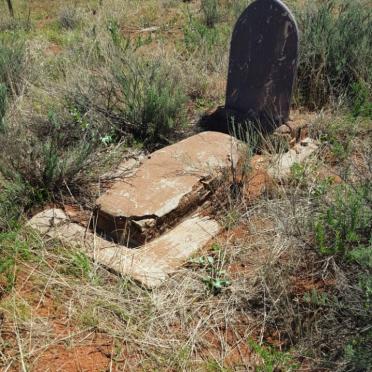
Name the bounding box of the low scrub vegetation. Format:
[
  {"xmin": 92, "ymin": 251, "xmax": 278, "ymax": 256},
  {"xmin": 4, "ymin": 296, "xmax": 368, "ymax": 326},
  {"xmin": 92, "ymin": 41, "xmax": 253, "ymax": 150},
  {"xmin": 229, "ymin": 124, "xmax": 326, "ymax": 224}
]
[
  {"xmin": 0, "ymin": 0, "xmax": 371, "ymax": 370},
  {"xmin": 296, "ymin": 0, "xmax": 371, "ymax": 111}
]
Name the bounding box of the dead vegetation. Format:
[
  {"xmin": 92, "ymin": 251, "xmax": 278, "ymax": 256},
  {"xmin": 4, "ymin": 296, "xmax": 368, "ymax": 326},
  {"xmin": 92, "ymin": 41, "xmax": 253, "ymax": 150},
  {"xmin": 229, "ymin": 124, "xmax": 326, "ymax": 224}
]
[{"xmin": 0, "ymin": 0, "xmax": 371, "ymax": 371}]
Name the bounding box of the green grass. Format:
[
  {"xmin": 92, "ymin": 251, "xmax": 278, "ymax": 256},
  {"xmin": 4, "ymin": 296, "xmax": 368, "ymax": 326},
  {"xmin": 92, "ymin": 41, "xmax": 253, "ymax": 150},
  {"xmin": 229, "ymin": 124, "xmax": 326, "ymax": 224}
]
[
  {"xmin": 0, "ymin": 32, "xmax": 25, "ymax": 95},
  {"xmin": 295, "ymin": 0, "xmax": 372, "ymax": 110},
  {"xmin": 0, "ymin": 0, "xmax": 371, "ymax": 370}
]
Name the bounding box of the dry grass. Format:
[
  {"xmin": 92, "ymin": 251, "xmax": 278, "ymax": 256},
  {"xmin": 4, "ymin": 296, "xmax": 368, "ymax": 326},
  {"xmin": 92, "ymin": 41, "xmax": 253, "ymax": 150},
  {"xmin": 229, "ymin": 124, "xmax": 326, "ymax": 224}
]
[{"xmin": 0, "ymin": 0, "xmax": 371, "ymax": 370}]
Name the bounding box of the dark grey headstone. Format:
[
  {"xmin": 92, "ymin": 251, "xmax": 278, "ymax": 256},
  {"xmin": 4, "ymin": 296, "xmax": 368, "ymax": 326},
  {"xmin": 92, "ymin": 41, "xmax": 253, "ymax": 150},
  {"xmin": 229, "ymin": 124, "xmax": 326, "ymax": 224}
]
[{"xmin": 225, "ymin": 0, "xmax": 299, "ymax": 131}]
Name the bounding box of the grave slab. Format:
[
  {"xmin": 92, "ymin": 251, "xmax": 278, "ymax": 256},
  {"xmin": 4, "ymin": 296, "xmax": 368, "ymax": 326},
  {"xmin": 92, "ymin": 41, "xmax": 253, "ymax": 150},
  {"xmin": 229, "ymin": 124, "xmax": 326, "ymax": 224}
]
[
  {"xmin": 225, "ymin": 0, "xmax": 299, "ymax": 131},
  {"xmin": 95, "ymin": 131, "xmax": 240, "ymax": 245},
  {"xmin": 28, "ymin": 209, "xmax": 221, "ymax": 288},
  {"xmin": 267, "ymin": 138, "xmax": 318, "ymax": 179}
]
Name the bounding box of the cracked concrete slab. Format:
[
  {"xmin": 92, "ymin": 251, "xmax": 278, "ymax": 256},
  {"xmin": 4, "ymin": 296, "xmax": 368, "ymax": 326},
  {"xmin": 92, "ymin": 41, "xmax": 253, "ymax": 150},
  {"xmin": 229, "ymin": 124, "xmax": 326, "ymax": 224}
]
[
  {"xmin": 28, "ymin": 209, "xmax": 221, "ymax": 288},
  {"xmin": 267, "ymin": 138, "xmax": 318, "ymax": 179},
  {"xmin": 95, "ymin": 131, "xmax": 240, "ymax": 245}
]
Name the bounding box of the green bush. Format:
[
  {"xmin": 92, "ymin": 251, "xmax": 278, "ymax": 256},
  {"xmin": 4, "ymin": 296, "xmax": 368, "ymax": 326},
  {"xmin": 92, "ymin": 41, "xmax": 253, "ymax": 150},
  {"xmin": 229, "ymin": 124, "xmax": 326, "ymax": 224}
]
[
  {"xmin": 201, "ymin": 0, "xmax": 220, "ymax": 28},
  {"xmin": 0, "ymin": 177, "xmax": 33, "ymax": 231},
  {"xmin": 0, "ymin": 83, "xmax": 6, "ymax": 130},
  {"xmin": 113, "ymin": 59, "xmax": 187, "ymax": 145},
  {"xmin": 183, "ymin": 15, "xmax": 229, "ymax": 54},
  {"xmin": 296, "ymin": 0, "xmax": 372, "ymax": 110},
  {"xmin": 0, "ymin": 33, "xmax": 25, "ymax": 95},
  {"xmin": 314, "ymin": 184, "xmax": 371, "ymax": 257},
  {"xmin": 72, "ymin": 55, "xmax": 187, "ymax": 148},
  {"xmin": 0, "ymin": 230, "xmax": 32, "ymax": 292},
  {"xmin": 58, "ymin": 7, "xmax": 81, "ymax": 30},
  {"xmin": 0, "ymin": 107, "xmax": 95, "ymax": 222}
]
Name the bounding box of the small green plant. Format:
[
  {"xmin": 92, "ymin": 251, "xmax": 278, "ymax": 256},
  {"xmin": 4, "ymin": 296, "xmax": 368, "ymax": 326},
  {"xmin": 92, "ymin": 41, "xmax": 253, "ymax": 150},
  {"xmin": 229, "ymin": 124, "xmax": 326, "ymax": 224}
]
[
  {"xmin": 0, "ymin": 83, "xmax": 6, "ymax": 131},
  {"xmin": 248, "ymin": 339, "xmax": 298, "ymax": 372},
  {"xmin": 112, "ymin": 57, "xmax": 188, "ymax": 146},
  {"xmin": 350, "ymin": 81, "xmax": 372, "ymax": 119},
  {"xmin": 201, "ymin": 0, "xmax": 220, "ymax": 28},
  {"xmin": 311, "ymin": 177, "xmax": 333, "ymax": 197},
  {"xmin": 303, "ymin": 288, "xmax": 330, "ymax": 307},
  {"xmin": 0, "ymin": 33, "xmax": 25, "ymax": 95},
  {"xmin": 183, "ymin": 16, "xmax": 228, "ymax": 53},
  {"xmin": 0, "ymin": 178, "xmax": 33, "ymax": 230},
  {"xmin": 191, "ymin": 243, "xmax": 231, "ymax": 294},
  {"xmin": 315, "ymin": 116, "xmax": 360, "ymax": 162},
  {"xmin": 68, "ymin": 251, "xmax": 92, "ymax": 279},
  {"xmin": 296, "ymin": 0, "xmax": 372, "ymax": 109},
  {"xmin": 290, "ymin": 162, "xmax": 306, "ymax": 184},
  {"xmin": 58, "ymin": 7, "xmax": 81, "ymax": 30},
  {"xmin": 314, "ymin": 185, "xmax": 371, "ymax": 256},
  {"xmin": 344, "ymin": 335, "xmax": 372, "ymax": 371},
  {"xmin": 0, "ymin": 230, "xmax": 32, "ymax": 292}
]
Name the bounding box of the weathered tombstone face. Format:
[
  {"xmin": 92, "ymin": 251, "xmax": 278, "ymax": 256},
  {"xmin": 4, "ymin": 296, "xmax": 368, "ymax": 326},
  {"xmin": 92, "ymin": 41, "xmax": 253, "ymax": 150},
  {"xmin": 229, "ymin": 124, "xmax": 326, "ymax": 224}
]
[{"xmin": 225, "ymin": 0, "xmax": 299, "ymax": 132}]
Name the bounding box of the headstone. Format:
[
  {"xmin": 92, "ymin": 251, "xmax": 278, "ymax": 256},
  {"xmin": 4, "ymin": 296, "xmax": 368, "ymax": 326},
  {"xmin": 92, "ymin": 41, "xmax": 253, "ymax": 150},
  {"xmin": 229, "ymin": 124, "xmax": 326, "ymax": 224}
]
[{"xmin": 225, "ymin": 0, "xmax": 299, "ymax": 132}]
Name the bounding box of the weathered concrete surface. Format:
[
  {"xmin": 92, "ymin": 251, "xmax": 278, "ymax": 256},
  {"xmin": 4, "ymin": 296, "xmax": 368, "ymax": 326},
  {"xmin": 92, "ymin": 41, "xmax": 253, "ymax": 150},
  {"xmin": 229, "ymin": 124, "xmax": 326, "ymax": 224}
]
[
  {"xmin": 95, "ymin": 131, "xmax": 240, "ymax": 245},
  {"xmin": 267, "ymin": 138, "xmax": 318, "ymax": 179},
  {"xmin": 28, "ymin": 209, "xmax": 221, "ymax": 288}
]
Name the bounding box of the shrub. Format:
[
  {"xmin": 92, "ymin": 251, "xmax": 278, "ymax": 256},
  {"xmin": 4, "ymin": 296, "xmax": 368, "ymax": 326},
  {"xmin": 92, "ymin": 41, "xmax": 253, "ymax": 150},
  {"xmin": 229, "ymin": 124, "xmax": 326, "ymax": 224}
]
[
  {"xmin": 72, "ymin": 55, "xmax": 188, "ymax": 148},
  {"xmin": 0, "ymin": 230, "xmax": 33, "ymax": 293},
  {"xmin": 0, "ymin": 83, "xmax": 6, "ymax": 130},
  {"xmin": 0, "ymin": 177, "xmax": 33, "ymax": 231},
  {"xmin": 314, "ymin": 184, "xmax": 371, "ymax": 257},
  {"xmin": 0, "ymin": 107, "xmax": 96, "ymax": 222},
  {"xmin": 58, "ymin": 7, "xmax": 81, "ymax": 30},
  {"xmin": 201, "ymin": 0, "xmax": 220, "ymax": 28},
  {"xmin": 113, "ymin": 58, "xmax": 187, "ymax": 146},
  {"xmin": 296, "ymin": 0, "xmax": 372, "ymax": 110},
  {"xmin": 0, "ymin": 33, "xmax": 25, "ymax": 95}
]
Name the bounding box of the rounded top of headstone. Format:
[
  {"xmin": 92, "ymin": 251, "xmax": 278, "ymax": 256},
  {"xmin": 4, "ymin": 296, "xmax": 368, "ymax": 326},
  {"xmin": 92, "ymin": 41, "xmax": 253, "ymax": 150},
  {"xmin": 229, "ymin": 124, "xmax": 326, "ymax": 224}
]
[{"xmin": 235, "ymin": 0, "xmax": 298, "ymax": 31}]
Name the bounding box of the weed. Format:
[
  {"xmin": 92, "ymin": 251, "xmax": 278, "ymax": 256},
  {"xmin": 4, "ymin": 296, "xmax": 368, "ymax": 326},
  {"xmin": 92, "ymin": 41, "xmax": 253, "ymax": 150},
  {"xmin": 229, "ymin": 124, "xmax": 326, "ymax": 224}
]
[
  {"xmin": 114, "ymin": 59, "xmax": 187, "ymax": 146},
  {"xmin": 58, "ymin": 7, "xmax": 81, "ymax": 30},
  {"xmin": 201, "ymin": 0, "xmax": 220, "ymax": 28},
  {"xmin": 191, "ymin": 243, "xmax": 231, "ymax": 294},
  {"xmin": 0, "ymin": 105, "xmax": 95, "ymax": 217},
  {"xmin": 344, "ymin": 334, "xmax": 372, "ymax": 371},
  {"xmin": 311, "ymin": 176, "xmax": 333, "ymax": 197},
  {"xmin": 0, "ymin": 32, "xmax": 25, "ymax": 95},
  {"xmin": 0, "ymin": 83, "xmax": 6, "ymax": 130},
  {"xmin": 296, "ymin": 0, "xmax": 372, "ymax": 109},
  {"xmin": 75, "ymin": 54, "xmax": 188, "ymax": 147},
  {"xmin": 313, "ymin": 115, "xmax": 363, "ymax": 163},
  {"xmin": 350, "ymin": 81, "xmax": 372, "ymax": 119},
  {"xmin": 0, "ymin": 178, "xmax": 33, "ymax": 230},
  {"xmin": 248, "ymin": 339, "xmax": 298, "ymax": 372},
  {"xmin": 183, "ymin": 16, "xmax": 228, "ymax": 54},
  {"xmin": 290, "ymin": 162, "xmax": 306, "ymax": 185},
  {"xmin": 314, "ymin": 184, "xmax": 371, "ymax": 257},
  {"xmin": 69, "ymin": 252, "xmax": 92, "ymax": 279},
  {"xmin": 303, "ymin": 288, "xmax": 330, "ymax": 307},
  {"xmin": 0, "ymin": 230, "xmax": 32, "ymax": 293},
  {"xmin": 79, "ymin": 304, "xmax": 99, "ymax": 328}
]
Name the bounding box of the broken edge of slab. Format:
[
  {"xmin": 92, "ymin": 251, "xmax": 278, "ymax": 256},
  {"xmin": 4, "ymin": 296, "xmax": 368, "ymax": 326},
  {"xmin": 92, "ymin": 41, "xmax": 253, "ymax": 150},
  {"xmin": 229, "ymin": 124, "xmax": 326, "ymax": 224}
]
[
  {"xmin": 267, "ymin": 138, "xmax": 318, "ymax": 179},
  {"xmin": 27, "ymin": 209, "xmax": 221, "ymax": 288}
]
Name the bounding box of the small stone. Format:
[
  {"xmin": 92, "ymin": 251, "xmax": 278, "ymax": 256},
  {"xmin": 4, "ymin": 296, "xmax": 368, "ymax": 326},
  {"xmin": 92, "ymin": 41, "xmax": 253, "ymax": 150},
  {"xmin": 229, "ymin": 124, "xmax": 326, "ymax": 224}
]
[
  {"xmin": 267, "ymin": 138, "xmax": 318, "ymax": 179},
  {"xmin": 275, "ymin": 125, "xmax": 291, "ymax": 135}
]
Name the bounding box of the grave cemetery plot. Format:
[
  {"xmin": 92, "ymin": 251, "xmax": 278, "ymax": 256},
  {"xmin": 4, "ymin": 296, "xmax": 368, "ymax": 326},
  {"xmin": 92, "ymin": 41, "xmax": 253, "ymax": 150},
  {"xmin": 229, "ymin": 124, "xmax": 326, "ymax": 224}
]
[
  {"xmin": 1, "ymin": 0, "xmax": 370, "ymax": 370},
  {"xmin": 27, "ymin": 0, "xmax": 320, "ymax": 288},
  {"xmin": 28, "ymin": 1, "xmax": 320, "ymax": 288}
]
